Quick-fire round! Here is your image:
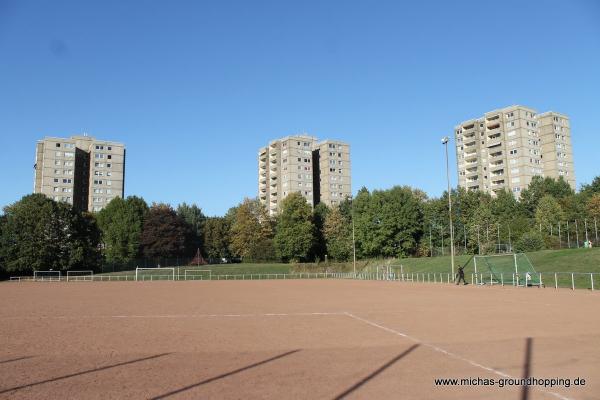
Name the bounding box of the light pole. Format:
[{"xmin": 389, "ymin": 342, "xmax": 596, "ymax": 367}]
[
  {"xmin": 442, "ymin": 136, "xmax": 455, "ymax": 277},
  {"xmin": 351, "ymin": 196, "xmax": 356, "ymax": 277}
]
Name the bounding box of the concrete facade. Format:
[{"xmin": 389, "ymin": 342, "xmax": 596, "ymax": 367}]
[
  {"xmin": 34, "ymin": 135, "xmax": 125, "ymax": 212},
  {"xmin": 258, "ymin": 135, "xmax": 351, "ymax": 215},
  {"xmin": 455, "ymin": 105, "xmax": 575, "ymax": 197}
]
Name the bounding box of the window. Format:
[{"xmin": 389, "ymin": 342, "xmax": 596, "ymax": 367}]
[
  {"xmin": 107, "ymin": 146, "xmax": 112, "ymax": 150},
  {"xmin": 53, "ymin": 187, "xmax": 59, "ymax": 192},
  {"xmin": 107, "ymin": 155, "xmax": 112, "ymax": 159},
  {"xmin": 107, "ymin": 171, "xmax": 112, "ymax": 176},
  {"xmin": 94, "ymin": 179, "xmax": 103, "ymax": 185},
  {"xmin": 509, "ymin": 149, "xmax": 518, "ymax": 155},
  {"xmin": 55, "ymin": 143, "xmax": 61, "ymax": 147},
  {"xmin": 55, "ymin": 151, "xmax": 62, "ymax": 157},
  {"xmin": 62, "ymin": 178, "xmax": 72, "ymax": 183},
  {"xmin": 64, "ymin": 152, "xmax": 74, "ymax": 157},
  {"xmin": 53, "ymin": 178, "xmax": 59, "ymax": 183},
  {"xmin": 64, "ymin": 143, "xmax": 75, "ymax": 149},
  {"xmin": 54, "ymin": 169, "xmax": 60, "ymax": 174},
  {"xmin": 106, "ymin": 189, "xmax": 112, "ymax": 194},
  {"xmin": 107, "ymin": 163, "xmax": 112, "ymax": 168}
]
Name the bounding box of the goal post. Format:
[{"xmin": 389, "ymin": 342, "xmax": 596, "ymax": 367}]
[
  {"xmin": 473, "ymin": 253, "xmax": 541, "ymax": 286},
  {"xmin": 135, "ymin": 267, "xmax": 175, "ymax": 281},
  {"xmin": 184, "ymin": 269, "xmax": 212, "ymax": 281},
  {"xmin": 66, "ymin": 270, "xmax": 94, "ymax": 282},
  {"xmin": 33, "ymin": 270, "xmax": 61, "ymax": 282}
]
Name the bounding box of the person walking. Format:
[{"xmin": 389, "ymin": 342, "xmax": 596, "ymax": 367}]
[{"xmin": 455, "ymin": 265, "xmax": 467, "ymax": 285}]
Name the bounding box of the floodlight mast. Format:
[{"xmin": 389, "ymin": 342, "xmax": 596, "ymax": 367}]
[{"xmin": 442, "ymin": 136, "xmax": 455, "ymax": 278}]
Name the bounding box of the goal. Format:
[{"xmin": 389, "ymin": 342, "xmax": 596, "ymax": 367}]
[
  {"xmin": 135, "ymin": 267, "xmax": 175, "ymax": 281},
  {"xmin": 474, "ymin": 253, "xmax": 542, "ymax": 287},
  {"xmin": 66, "ymin": 270, "xmax": 94, "ymax": 282},
  {"xmin": 184, "ymin": 269, "xmax": 212, "ymax": 281},
  {"xmin": 33, "ymin": 270, "xmax": 61, "ymax": 282}
]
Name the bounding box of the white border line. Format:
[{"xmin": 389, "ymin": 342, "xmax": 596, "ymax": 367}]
[{"xmin": 343, "ymin": 312, "xmax": 572, "ymax": 400}]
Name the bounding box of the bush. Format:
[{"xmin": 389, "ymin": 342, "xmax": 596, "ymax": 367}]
[{"xmin": 515, "ymin": 231, "xmax": 545, "ymax": 252}]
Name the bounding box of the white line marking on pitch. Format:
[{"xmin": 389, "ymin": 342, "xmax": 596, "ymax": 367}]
[
  {"xmin": 2, "ymin": 311, "xmax": 348, "ymax": 320},
  {"xmin": 343, "ymin": 312, "xmax": 572, "ymax": 400}
]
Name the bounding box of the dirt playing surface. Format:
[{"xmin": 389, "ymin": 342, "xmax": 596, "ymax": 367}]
[{"xmin": 0, "ymin": 280, "xmax": 598, "ymax": 400}]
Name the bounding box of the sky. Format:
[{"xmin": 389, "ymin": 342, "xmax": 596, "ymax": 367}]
[{"xmin": 1, "ymin": 0, "xmax": 599, "ymax": 216}]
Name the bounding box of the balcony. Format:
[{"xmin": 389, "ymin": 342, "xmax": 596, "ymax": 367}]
[
  {"xmin": 486, "ymin": 114, "xmax": 500, "ymax": 122},
  {"xmin": 489, "ymin": 151, "xmax": 503, "ymax": 160},
  {"xmin": 491, "ymin": 179, "xmax": 505, "ymax": 187},
  {"xmin": 486, "ymin": 122, "xmax": 501, "ymax": 130},
  {"xmin": 487, "ymin": 140, "xmax": 502, "ymax": 149},
  {"xmin": 462, "ymin": 123, "xmax": 475, "ymax": 130}
]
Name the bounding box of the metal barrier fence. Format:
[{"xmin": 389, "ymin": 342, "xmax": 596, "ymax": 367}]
[{"xmin": 7, "ymin": 271, "xmax": 600, "ymax": 291}]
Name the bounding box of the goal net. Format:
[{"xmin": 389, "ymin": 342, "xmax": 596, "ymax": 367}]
[
  {"xmin": 66, "ymin": 270, "xmax": 94, "ymax": 282},
  {"xmin": 184, "ymin": 269, "xmax": 212, "ymax": 280},
  {"xmin": 474, "ymin": 253, "xmax": 541, "ymax": 286},
  {"xmin": 135, "ymin": 267, "xmax": 175, "ymax": 281},
  {"xmin": 33, "ymin": 270, "xmax": 62, "ymax": 282}
]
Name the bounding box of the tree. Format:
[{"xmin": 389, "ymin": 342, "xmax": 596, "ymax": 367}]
[
  {"xmin": 140, "ymin": 204, "xmax": 189, "ymax": 259},
  {"xmin": 535, "ymin": 195, "xmax": 565, "ymax": 231},
  {"xmin": 0, "ymin": 194, "xmax": 101, "ymax": 273},
  {"xmin": 581, "ymin": 176, "xmax": 600, "ymax": 197},
  {"xmin": 587, "ymin": 194, "xmax": 600, "ymax": 220},
  {"xmin": 96, "ymin": 196, "xmax": 148, "ymax": 264},
  {"xmin": 323, "ymin": 205, "xmax": 353, "ymax": 261},
  {"xmin": 312, "ymin": 203, "xmax": 330, "ymax": 261},
  {"xmin": 176, "ymin": 203, "xmax": 206, "ymax": 256},
  {"xmin": 274, "ymin": 193, "xmax": 316, "ymax": 262},
  {"xmin": 202, "ymin": 217, "xmax": 231, "ymax": 261},
  {"xmin": 354, "ymin": 186, "xmax": 423, "ymax": 258},
  {"xmin": 229, "ymin": 198, "xmax": 275, "ymax": 262},
  {"xmin": 520, "ymin": 176, "xmax": 574, "ymax": 216}
]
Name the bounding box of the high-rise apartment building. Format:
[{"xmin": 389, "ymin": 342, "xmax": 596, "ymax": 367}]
[
  {"xmin": 258, "ymin": 135, "xmax": 351, "ymax": 215},
  {"xmin": 34, "ymin": 135, "xmax": 125, "ymax": 212},
  {"xmin": 454, "ymin": 105, "xmax": 574, "ymax": 197}
]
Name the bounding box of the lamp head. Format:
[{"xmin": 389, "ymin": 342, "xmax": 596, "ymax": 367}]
[{"xmin": 441, "ymin": 136, "xmax": 449, "ymax": 144}]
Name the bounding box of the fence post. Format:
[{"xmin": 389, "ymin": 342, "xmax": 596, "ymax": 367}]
[
  {"xmin": 490, "ymin": 273, "xmax": 493, "ymax": 286},
  {"xmin": 591, "ymin": 273, "xmax": 594, "ymax": 291},
  {"xmin": 501, "ymin": 273, "xmax": 504, "ymax": 286},
  {"xmin": 554, "ymin": 273, "xmax": 558, "ymax": 289},
  {"xmin": 571, "ymin": 273, "xmax": 575, "ymax": 291}
]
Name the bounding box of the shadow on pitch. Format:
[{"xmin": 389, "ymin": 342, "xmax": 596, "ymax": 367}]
[
  {"xmin": 521, "ymin": 337, "xmax": 533, "ymax": 400},
  {"xmin": 333, "ymin": 344, "xmax": 420, "ymax": 400},
  {"xmin": 0, "ymin": 355, "xmax": 36, "ymax": 365},
  {"xmin": 149, "ymin": 349, "xmax": 301, "ymax": 399},
  {"xmin": 0, "ymin": 353, "xmax": 171, "ymax": 394}
]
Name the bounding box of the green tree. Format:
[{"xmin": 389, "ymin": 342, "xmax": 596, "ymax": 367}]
[
  {"xmin": 323, "ymin": 205, "xmax": 353, "ymax": 261},
  {"xmin": 96, "ymin": 196, "xmax": 148, "ymax": 264},
  {"xmin": 535, "ymin": 195, "xmax": 565, "ymax": 231},
  {"xmin": 312, "ymin": 203, "xmax": 330, "ymax": 261},
  {"xmin": 520, "ymin": 176, "xmax": 574, "ymax": 216},
  {"xmin": 176, "ymin": 202, "xmax": 206, "ymax": 256},
  {"xmin": 581, "ymin": 176, "xmax": 600, "ymax": 197},
  {"xmin": 229, "ymin": 198, "xmax": 275, "ymax": 262},
  {"xmin": 354, "ymin": 186, "xmax": 423, "ymax": 258},
  {"xmin": 202, "ymin": 217, "xmax": 231, "ymax": 261},
  {"xmin": 0, "ymin": 194, "xmax": 101, "ymax": 273},
  {"xmin": 140, "ymin": 203, "xmax": 189, "ymax": 259},
  {"xmin": 274, "ymin": 193, "xmax": 316, "ymax": 262}
]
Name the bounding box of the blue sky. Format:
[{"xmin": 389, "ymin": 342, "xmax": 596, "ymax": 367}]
[{"xmin": 1, "ymin": 0, "xmax": 599, "ymax": 216}]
